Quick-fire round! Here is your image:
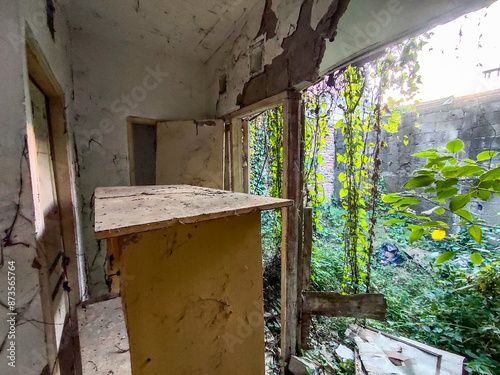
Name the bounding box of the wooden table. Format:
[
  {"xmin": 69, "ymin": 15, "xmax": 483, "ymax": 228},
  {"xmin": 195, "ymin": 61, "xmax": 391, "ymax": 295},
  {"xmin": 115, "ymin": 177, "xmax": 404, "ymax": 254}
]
[{"xmin": 94, "ymin": 185, "xmax": 292, "ymax": 375}]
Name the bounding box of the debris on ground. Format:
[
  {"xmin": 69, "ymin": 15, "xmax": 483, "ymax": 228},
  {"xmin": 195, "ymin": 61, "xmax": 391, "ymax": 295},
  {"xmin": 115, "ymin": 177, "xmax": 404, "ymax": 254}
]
[
  {"xmin": 378, "ymin": 243, "xmax": 404, "ymax": 265},
  {"xmin": 403, "ymin": 247, "xmax": 435, "ymax": 268},
  {"xmin": 347, "ymin": 324, "xmax": 466, "ymax": 375}
]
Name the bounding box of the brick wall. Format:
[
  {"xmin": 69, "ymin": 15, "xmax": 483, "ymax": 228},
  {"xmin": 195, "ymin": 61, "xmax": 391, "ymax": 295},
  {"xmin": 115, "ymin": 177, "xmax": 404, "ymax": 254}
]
[{"xmin": 321, "ymin": 89, "xmax": 500, "ymax": 226}]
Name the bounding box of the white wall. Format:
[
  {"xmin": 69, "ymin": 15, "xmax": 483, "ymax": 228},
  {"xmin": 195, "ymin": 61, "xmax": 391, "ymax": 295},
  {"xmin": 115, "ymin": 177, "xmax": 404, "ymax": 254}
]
[
  {"xmin": 0, "ymin": 0, "xmax": 76, "ymax": 373},
  {"xmin": 70, "ymin": 31, "xmax": 208, "ymax": 297}
]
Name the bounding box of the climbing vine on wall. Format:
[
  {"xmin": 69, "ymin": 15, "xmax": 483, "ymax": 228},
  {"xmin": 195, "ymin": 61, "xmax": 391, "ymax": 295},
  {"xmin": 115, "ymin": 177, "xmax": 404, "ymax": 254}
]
[
  {"xmin": 303, "ymin": 79, "xmax": 342, "ymax": 232},
  {"xmin": 250, "ymin": 107, "xmax": 284, "ymax": 254},
  {"xmin": 332, "ymin": 36, "xmax": 428, "ymax": 294}
]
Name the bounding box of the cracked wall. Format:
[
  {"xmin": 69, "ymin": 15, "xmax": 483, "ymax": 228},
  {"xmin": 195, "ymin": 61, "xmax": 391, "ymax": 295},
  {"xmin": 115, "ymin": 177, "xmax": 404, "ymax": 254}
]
[
  {"xmin": 0, "ymin": 1, "xmax": 79, "ymax": 374},
  {"xmin": 70, "ymin": 32, "xmax": 208, "ymax": 297},
  {"xmin": 206, "ymin": 0, "xmax": 496, "ymax": 118}
]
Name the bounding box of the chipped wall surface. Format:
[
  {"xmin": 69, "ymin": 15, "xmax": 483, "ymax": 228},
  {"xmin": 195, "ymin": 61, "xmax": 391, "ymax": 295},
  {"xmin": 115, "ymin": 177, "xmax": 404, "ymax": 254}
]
[
  {"xmin": 0, "ymin": 0, "xmax": 79, "ymax": 373},
  {"xmin": 70, "ymin": 31, "xmax": 208, "ymax": 297},
  {"xmin": 206, "ymin": 0, "xmax": 496, "ymax": 118}
]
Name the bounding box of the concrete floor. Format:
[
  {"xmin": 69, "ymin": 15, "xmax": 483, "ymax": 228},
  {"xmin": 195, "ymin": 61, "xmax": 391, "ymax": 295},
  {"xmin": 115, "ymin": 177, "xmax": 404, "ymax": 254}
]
[{"xmin": 78, "ymin": 297, "xmax": 132, "ymax": 375}]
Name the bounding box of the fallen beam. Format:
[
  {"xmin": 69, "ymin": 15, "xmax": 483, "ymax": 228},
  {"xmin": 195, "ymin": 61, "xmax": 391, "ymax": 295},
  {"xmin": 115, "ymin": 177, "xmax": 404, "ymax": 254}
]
[{"xmin": 302, "ymin": 292, "xmax": 387, "ymax": 320}]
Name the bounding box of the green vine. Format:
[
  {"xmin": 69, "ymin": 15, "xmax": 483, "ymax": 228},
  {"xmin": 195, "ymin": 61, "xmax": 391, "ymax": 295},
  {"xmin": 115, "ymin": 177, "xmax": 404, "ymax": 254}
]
[
  {"xmin": 333, "ymin": 36, "xmax": 427, "ymax": 294},
  {"xmin": 250, "ymin": 107, "xmax": 284, "ymax": 253}
]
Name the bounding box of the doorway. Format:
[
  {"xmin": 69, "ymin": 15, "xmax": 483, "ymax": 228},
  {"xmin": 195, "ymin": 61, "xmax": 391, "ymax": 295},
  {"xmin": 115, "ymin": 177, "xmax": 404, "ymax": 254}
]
[{"xmin": 26, "ymin": 36, "xmax": 82, "ymax": 375}]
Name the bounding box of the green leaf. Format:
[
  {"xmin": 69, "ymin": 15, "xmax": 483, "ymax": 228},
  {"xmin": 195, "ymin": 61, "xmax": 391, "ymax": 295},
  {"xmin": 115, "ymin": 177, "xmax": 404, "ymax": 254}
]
[
  {"xmin": 480, "ymin": 167, "xmax": 500, "ymax": 181},
  {"xmin": 436, "ymin": 178, "xmax": 458, "ymax": 190},
  {"xmin": 436, "ymin": 252, "xmax": 456, "ymax": 264},
  {"xmin": 446, "ymin": 139, "xmax": 464, "ymax": 153},
  {"xmin": 382, "ymin": 193, "xmax": 402, "ymax": 203},
  {"xmin": 477, "ymin": 190, "xmax": 491, "ymax": 201},
  {"xmin": 394, "ymin": 197, "xmax": 421, "ymax": 207},
  {"xmin": 404, "ymin": 175, "xmax": 435, "ymax": 188},
  {"xmin": 455, "ymin": 210, "xmax": 472, "ymax": 221},
  {"xmin": 470, "ymin": 252, "xmax": 483, "ymax": 265},
  {"xmin": 334, "ymin": 119, "xmax": 343, "ymax": 128},
  {"xmin": 477, "ymin": 151, "xmax": 498, "ymax": 161},
  {"xmin": 435, "ymin": 207, "xmax": 445, "ymax": 214},
  {"xmin": 436, "ymin": 188, "xmax": 458, "ymax": 200},
  {"xmin": 383, "ymin": 219, "xmax": 406, "ymax": 225},
  {"xmin": 421, "ymin": 221, "xmax": 448, "ymax": 228},
  {"xmin": 339, "ymin": 189, "xmax": 348, "ymax": 199},
  {"xmin": 413, "ymin": 150, "xmax": 439, "ymax": 158},
  {"xmin": 468, "ymin": 225, "xmax": 482, "ymax": 245},
  {"xmin": 456, "ymin": 166, "xmax": 484, "ymax": 177},
  {"xmin": 449, "ymin": 194, "xmax": 470, "ymax": 212},
  {"xmin": 409, "ymin": 227, "xmax": 425, "ymax": 243}
]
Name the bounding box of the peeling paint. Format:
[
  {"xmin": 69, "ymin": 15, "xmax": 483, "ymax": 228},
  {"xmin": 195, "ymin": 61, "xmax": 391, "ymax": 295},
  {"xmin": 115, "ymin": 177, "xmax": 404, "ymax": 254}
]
[
  {"xmin": 237, "ymin": 0, "xmax": 350, "ymax": 107},
  {"xmin": 256, "ymin": 0, "xmax": 278, "ymax": 40}
]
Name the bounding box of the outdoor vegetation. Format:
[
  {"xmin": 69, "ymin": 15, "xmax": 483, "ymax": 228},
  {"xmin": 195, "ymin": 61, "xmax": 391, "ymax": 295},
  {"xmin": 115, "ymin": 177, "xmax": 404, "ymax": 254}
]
[{"xmin": 249, "ymin": 30, "xmax": 500, "ymax": 375}]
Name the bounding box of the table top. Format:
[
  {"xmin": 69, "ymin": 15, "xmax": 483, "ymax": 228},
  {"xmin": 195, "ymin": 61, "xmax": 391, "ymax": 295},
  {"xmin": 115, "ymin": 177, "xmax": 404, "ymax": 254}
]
[{"xmin": 94, "ymin": 185, "xmax": 293, "ymax": 239}]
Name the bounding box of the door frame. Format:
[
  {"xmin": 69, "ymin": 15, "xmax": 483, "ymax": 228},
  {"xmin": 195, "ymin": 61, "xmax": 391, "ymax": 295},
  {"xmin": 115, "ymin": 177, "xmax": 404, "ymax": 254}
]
[
  {"xmin": 223, "ymin": 90, "xmax": 305, "ymax": 365},
  {"xmin": 25, "ymin": 30, "xmax": 83, "ymax": 375},
  {"xmin": 126, "ymin": 116, "xmax": 159, "ymax": 186}
]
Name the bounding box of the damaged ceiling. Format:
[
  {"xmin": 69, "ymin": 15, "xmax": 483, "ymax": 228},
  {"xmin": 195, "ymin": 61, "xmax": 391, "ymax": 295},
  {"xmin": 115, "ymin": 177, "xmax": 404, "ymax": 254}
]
[{"xmin": 65, "ymin": 0, "xmax": 261, "ymax": 61}]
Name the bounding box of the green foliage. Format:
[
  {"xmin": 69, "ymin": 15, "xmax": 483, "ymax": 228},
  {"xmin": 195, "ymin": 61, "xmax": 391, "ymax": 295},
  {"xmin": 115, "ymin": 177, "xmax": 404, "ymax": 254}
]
[
  {"xmin": 383, "ymin": 138, "xmax": 500, "ymax": 264},
  {"xmin": 331, "ymin": 36, "xmax": 427, "ymax": 294},
  {"xmin": 249, "ymin": 107, "xmax": 284, "ymax": 256},
  {"xmin": 317, "ymin": 202, "xmax": 500, "ymax": 374},
  {"xmin": 303, "ymin": 79, "xmax": 339, "ymax": 232}
]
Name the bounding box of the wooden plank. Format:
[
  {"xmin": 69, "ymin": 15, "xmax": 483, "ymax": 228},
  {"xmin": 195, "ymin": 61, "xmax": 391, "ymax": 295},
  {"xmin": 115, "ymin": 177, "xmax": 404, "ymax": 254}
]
[
  {"xmin": 94, "ymin": 185, "xmax": 293, "ymax": 239},
  {"xmin": 354, "ymin": 349, "xmax": 367, "ymax": 375},
  {"xmin": 242, "ymin": 120, "xmax": 250, "ymax": 193},
  {"xmin": 361, "ymin": 327, "xmax": 465, "ymax": 374},
  {"xmin": 281, "ymin": 95, "xmax": 303, "ymax": 365},
  {"xmin": 230, "ymin": 118, "xmax": 244, "ymax": 192},
  {"xmin": 302, "ymin": 292, "xmax": 387, "ymax": 320},
  {"xmin": 156, "ymin": 120, "xmax": 225, "ymax": 189},
  {"xmin": 347, "ymin": 325, "xmax": 463, "ymax": 375},
  {"xmin": 300, "ymin": 207, "xmax": 313, "ymax": 350}
]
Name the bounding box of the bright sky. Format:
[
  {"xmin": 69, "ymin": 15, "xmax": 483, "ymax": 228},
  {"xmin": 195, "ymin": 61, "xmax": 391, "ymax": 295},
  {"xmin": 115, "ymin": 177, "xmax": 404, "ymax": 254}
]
[{"xmin": 416, "ymin": 0, "xmax": 500, "ymax": 103}]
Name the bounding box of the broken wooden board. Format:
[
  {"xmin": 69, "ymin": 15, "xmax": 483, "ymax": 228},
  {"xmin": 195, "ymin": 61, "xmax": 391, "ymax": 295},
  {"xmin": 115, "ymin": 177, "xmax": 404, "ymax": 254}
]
[
  {"xmin": 302, "ymin": 292, "xmax": 387, "ymax": 320},
  {"xmin": 347, "ymin": 325, "xmax": 465, "ymax": 375},
  {"xmin": 403, "ymin": 247, "xmax": 435, "ymax": 267},
  {"xmin": 94, "ymin": 185, "xmax": 292, "ymax": 239}
]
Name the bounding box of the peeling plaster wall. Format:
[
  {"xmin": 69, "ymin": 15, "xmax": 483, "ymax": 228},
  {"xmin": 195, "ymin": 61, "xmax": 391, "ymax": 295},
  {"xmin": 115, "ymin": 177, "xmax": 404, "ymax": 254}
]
[
  {"xmin": 70, "ymin": 32, "xmax": 207, "ymax": 297},
  {"xmin": 206, "ymin": 0, "xmax": 496, "ymax": 118},
  {"xmin": 0, "ymin": 1, "xmax": 77, "ymax": 374}
]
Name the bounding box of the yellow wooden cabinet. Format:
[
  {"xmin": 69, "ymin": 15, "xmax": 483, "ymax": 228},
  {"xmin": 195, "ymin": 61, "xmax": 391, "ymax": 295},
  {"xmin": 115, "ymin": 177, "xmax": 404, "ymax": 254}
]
[{"xmin": 95, "ymin": 185, "xmax": 292, "ymax": 375}]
